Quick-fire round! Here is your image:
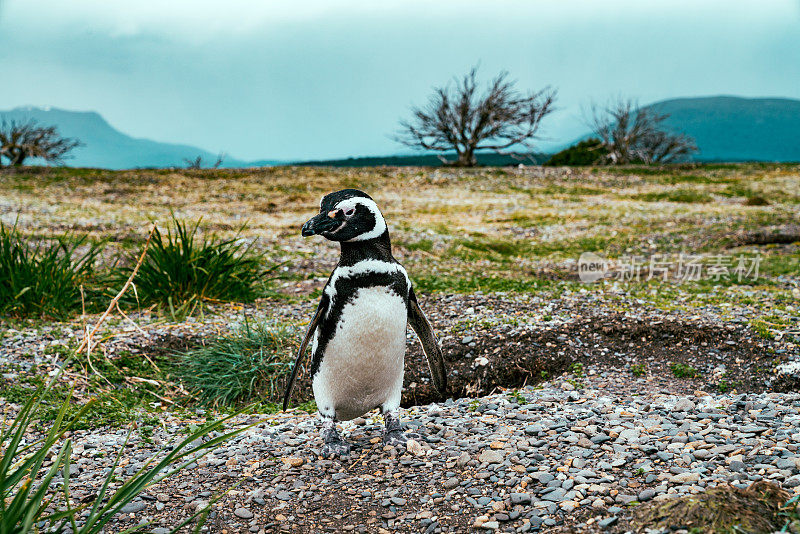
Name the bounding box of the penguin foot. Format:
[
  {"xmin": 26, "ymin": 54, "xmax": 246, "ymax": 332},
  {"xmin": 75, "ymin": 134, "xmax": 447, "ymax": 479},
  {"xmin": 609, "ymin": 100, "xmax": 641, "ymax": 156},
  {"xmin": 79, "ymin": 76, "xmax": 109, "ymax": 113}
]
[
  {"xmin": 383, "ymin": 429, "xmax": 411, "ymax": 447},
  {"xmin": 321, "ymin": 439, "xmax": 352, "ymax": 458}
]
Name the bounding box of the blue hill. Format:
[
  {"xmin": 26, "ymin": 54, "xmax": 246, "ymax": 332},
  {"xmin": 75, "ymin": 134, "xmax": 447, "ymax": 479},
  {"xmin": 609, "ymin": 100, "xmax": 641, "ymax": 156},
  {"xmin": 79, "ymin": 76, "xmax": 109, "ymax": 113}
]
[{"xmin": 0, "ymin": 107, "xmax": 251, "ymax": 169}]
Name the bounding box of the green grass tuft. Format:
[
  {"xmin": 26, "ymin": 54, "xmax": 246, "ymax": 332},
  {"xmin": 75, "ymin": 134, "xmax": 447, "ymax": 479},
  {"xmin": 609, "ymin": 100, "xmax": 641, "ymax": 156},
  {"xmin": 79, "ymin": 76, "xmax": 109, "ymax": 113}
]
[
  {"xmin": 631, "ymin": 189, "xmax": 713, "ymax": 203},
  {"xmin": 0, "ymin": 362, "xmax": 246, "ymax": 534},
  {"xmin": 116, "ymin": 217, "xmax": 275, "ymax": 315},
  {"xmin": 177, "ymin": 319, "xmax": 299, "ymax": 406},
  {"xmin": 0, "ymin": 222, "xmax": 103, "ymax": 319},
  {"xmin": 669, "ymin": 362, "xmax": 699, "ymax": 379}
]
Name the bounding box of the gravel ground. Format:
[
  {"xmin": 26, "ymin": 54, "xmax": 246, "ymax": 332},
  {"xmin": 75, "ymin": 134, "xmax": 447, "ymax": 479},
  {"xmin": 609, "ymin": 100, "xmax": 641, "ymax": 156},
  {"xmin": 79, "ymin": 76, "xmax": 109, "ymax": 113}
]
[
  {"xmin": 3, "ymin": 291, "xmax": 800, "ymax": 533},
  {"xmin": 45, "ymin": 378, "xmax": 800, "ymax": 533}
]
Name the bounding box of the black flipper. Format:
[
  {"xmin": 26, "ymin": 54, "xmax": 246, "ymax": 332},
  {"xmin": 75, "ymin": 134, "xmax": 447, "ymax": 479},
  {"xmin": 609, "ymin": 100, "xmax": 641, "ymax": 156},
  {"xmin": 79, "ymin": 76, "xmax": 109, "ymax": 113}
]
[
  {"xmin": 282, "ymin": 298, "xmax": 325, "ymax": 410},
  {"xmin": 407, "ymin": 287, "xmax": 447, "ymax": 394}
]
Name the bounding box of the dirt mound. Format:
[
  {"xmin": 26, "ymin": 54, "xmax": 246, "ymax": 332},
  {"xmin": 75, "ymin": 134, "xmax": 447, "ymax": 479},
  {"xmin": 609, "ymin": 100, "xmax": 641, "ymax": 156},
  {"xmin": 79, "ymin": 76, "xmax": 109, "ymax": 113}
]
[
  {"xmin": 141, "ymin": 308, "xmax": 784, "ymax": 410},
  {"xmin": 404, "ymin": 313, "xmax": 780, "ymax": 405},
  {"xmin": 403, "ymin": 327, "xmax": 579, "ymax": 406}
]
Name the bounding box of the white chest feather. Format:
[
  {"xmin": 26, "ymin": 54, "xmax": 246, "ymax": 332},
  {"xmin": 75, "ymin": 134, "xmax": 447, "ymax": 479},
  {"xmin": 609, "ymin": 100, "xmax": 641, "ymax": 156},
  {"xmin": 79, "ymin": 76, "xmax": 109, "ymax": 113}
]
[{"xmin": 313, "ymin": 286, "xmax": 407, "ymax": 421}]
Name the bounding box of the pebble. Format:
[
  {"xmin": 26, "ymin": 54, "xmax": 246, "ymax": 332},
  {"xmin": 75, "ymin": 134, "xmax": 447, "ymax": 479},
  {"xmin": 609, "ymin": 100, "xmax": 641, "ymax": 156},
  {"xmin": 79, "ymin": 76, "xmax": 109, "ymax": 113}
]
[
  {"xmin": 234, "ymin": 507, "xmax": 254, "ymax": 519},
  {"xmin": 478, "ymin": 450, "xmax": 504, "ymax": 464},
  {"xmin": 13, "ymin": 346, "xmax": 800, "ymax": 533},
  {"xmin": 119, "ymin": 502, "xmax": 146, "ymax": 514}
]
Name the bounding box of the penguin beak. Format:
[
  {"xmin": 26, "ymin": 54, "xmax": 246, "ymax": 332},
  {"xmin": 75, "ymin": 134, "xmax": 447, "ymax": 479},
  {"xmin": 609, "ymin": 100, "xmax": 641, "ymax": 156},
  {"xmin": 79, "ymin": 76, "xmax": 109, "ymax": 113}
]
[{"xmin": 302, "ymin": 212, "xmax": 340, "ymax": 237}]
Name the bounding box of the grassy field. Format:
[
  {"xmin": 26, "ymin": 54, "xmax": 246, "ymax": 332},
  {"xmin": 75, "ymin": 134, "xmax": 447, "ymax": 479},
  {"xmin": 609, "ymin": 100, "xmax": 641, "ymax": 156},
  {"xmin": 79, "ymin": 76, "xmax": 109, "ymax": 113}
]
[
  {"xmin": 2, "ymin": 163, "xmax": 799, "ymax": 532},
  {"xmin": 1, "ymin": 163, "xmax": 798, "ymax": 318}
]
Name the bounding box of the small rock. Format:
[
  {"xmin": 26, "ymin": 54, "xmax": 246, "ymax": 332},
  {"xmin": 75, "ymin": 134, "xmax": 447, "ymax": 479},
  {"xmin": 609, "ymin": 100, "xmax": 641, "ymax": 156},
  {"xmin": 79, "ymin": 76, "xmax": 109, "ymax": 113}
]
[
  {"xmin": 638, "ymin": 489, "xmax": 656, "ymax": 502},
  {"xmin": 407, "ymin": 439, "xmax": 424, "ymax": 457},
  {"xmin": 282, "ymin": 457, "xmax": 304, "ymax": 467},
  {"xmin": 120, "ymin": 502, "xmax": 146, "ymax": 514},
  {"xmin": 478, "ymin": 450, "xmax": 504, "ymax": 464},
  {"xmin": 234, "ymin": 507, "xmax": 254, "ymax": 519},
  {"xmin": 443, "ymin": 477, "xmax": 460, "ymax": 489},
  {"xmin": 669, "ymin": 472, "xmax": 700, "ymax": 484},
  {"xmin": 598, "ymin": 516, "xmax": 618, "ymax": 529},
  {"xmin": 510, "ymin": 493, "xmax": 532, "ymax": 505}
]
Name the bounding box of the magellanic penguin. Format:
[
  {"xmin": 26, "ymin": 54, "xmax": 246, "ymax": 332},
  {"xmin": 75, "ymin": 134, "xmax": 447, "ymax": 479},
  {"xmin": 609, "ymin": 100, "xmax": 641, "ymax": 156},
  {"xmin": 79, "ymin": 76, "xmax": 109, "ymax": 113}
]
[{"xmin": 282, "ymin": 189, "xmax": 447, "ymax": 457}]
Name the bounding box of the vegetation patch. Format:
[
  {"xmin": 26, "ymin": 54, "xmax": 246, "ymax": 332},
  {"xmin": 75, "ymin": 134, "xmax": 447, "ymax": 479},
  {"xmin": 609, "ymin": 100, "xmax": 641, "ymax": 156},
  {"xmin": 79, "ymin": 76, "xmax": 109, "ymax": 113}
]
[
  {"xmin": 114, "ymin": 217, "xmax": 276, "ymax": 317},
  {"xmin": 176, "ymin": 319, "xmax": 299, "ymax": 407},
  {"xmin": 631, "ymin": 363, "xmax": 646, "ymax": 377},
  {"xmin": 0, "ymin": 370, "xmax": 244, "ymax": 533},
  {"xmin": 0, "ymin": 348, "xmax": 172, "ymax": 430},
  {"xmin": 669, "ymin": 362, "xmax": 700, "ymax": 379},
  {"xmin": 0, "ymin": 222, "xmax": 104, "ymax": 319},
  {"xmin": 630, "ymin": 481, "xmax": 793, "ymax": 534},
  {"xmin": 630, "ymin": 189, "xmax": 713, "ymax": 203}
]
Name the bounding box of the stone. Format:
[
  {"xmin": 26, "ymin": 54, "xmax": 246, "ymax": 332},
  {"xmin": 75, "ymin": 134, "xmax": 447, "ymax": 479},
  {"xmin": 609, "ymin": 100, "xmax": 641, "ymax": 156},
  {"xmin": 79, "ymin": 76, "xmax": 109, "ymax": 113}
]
[
  {"xmin": 638, "ymin": 489, "xmax": 656, "ymax": 502},
  {"xmin": 510, "ymin": 493, "xmax": 532, "ymax": 505},
  {"xmin": 407, "ymin": 439, "xmax": 424, "ymax": 457},
  {"xmin": 443, "ymin": 477, "xmax": 460, "ymax": 489},
  {"xmin": 120, "ymin": 502, "xmax": 146, "ymax": 514},
  {"xmin": 784, "ymin": 475, "xmax": 800, "ymax": 488},
  {"xmin": 598, "ymin": 516, "xmax": 619, "ymax": 529},
  {"xmin": 729, "ymin": 460, "xmax": 746, "ymax": 472},
  {"xmin": 669, "ymin": 472, "xmax": 700, "ymax": 484},
  {"xmin": 541, "ymin": 488, "xmax": 566, "ymax": 502},
  {"xmin": 234, "ymin": 507, "xmax": 254, "ymax": 519},
  {"xmin": 479, "ymin": 450, "xmax": 504, "ymax": 464}
]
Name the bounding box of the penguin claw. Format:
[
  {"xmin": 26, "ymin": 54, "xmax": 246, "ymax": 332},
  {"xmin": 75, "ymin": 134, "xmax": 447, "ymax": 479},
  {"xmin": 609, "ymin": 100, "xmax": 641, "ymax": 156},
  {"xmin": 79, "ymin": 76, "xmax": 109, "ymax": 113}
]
[
  {"xmin": 383, "ymin": 430, "xmax": 412, "ymax": 447},
  {"xmin": 321, "ymin": 440, "xmax": 352, "ymax": 458}
]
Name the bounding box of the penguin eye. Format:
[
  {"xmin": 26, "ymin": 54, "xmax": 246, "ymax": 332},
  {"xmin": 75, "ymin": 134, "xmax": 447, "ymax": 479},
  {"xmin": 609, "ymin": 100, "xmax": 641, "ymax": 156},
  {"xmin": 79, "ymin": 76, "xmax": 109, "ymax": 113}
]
[{"xmin": 344, "ymin": 208, "xmax": 356, "ymax": 217}]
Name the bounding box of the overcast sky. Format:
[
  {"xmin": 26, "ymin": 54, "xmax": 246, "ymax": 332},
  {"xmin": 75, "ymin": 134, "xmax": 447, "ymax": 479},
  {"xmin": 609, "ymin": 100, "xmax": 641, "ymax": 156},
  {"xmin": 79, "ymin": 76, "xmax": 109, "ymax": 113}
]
[{"xmin": 1, "ymin": 0, "xmax": 799, "ymax": 161}]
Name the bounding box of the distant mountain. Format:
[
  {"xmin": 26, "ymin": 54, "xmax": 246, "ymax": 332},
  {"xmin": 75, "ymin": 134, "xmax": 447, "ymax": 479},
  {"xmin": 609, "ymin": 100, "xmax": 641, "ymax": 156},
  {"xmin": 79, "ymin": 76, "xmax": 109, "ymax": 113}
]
[
  {"xmin": 647, "ymin": 96, "xmax": 800, "ymax": 162},
  {"xmin": 0, "ymin": 107, "xmax": 255, "ymax": 169},
  {"xmin": 3, "ymin": 97, "xmax": 799, "ymax": 169},
  {"xmin": 296, "ymin": 97, "xmax": 800, "ymax": 166}
]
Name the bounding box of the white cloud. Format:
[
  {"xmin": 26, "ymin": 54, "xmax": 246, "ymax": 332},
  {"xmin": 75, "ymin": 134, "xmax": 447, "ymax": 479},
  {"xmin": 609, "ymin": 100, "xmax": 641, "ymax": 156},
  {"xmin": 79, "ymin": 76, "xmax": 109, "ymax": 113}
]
[{"xmin": 9, "ymin": 0, "xmax": 794, "ymax": 43}]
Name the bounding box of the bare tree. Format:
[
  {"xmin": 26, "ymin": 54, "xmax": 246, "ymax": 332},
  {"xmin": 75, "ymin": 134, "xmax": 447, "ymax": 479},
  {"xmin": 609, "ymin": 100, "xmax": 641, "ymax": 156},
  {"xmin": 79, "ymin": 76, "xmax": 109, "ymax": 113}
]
[
  {"xmin": 183, "ymin": 152, "xmax": 226, "ymax": 169},
  {"xmin": 396, "ymin": 67, "xmax": 557, "ymax": 167},
  {"xmin": 183, "ymin": 156, "xmax": 203, "ymax": 169},
  {"xmin": 0, "ymin": 119, "xmax": 82, "ymax": 166},
  {"xmin": 589, "ymin": 99, "xmax": 696, "ymax": 164}
]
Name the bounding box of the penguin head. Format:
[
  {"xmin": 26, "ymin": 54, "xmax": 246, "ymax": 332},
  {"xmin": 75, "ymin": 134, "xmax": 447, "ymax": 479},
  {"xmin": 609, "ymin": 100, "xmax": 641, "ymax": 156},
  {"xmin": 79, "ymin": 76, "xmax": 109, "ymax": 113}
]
[{"xmin": 301, "ymin": 189, "xmax": 387, "ymax": 242}]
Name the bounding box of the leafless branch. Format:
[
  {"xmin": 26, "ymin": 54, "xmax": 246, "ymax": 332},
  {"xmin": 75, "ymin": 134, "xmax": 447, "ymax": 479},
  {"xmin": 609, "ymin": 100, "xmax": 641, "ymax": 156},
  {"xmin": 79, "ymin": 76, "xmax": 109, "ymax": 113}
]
[
  {"xmin": 588, "ymin": 98, "xmax": 696, "ymax": 164},
  {"xmin": 395, "ymin": 66, "xmax": 557, "ymax": 166},
  {"xmin": 0, "ymin": 119, "xmax": 82, "ymax": 166}
]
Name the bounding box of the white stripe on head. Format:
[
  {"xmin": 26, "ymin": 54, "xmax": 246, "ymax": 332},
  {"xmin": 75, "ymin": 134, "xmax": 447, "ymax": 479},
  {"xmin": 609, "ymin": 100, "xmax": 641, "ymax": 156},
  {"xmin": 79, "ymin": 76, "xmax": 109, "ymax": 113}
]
[{"xmin": 334, "ymin": 197, "xmax": 387, "ymax": 242}]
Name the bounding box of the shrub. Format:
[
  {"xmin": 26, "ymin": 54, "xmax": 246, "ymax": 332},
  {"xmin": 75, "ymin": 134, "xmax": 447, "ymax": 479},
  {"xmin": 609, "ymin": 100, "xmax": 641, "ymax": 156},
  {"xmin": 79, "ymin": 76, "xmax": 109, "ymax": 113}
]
[
  {"xmin": 0, "ymin": 367, "xmax": 247, "ymax": 533},
  {"xmin": 0, "ymin": 222, "xmax": 103, "ymax": 319},
  {"xmin": 669, "ymin": 362, "xmax": 699, "ymax": 379},
  {"xmin": 544, "ymin": 138, "xmax": 609, "ymax": 166},
  {"xmin": 743, "ymin": 196, "xmax": 770, "ymax": 206},
  {"xmin": 632, "ymin": 189, "xmax": 712, "ymax": 203},
  {"xmin": 177, "ymin": 319, "xmax": 298, "ymax": 406},
  {"xmin": 117, "ymin": 217, "xmax": 274, "ymax": 315}
]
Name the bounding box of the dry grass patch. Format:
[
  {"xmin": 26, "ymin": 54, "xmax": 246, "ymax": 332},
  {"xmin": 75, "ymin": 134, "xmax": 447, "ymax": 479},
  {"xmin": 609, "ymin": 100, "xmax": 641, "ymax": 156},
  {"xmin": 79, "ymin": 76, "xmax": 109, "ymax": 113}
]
[{"xmin": 630, "ymin": 481, "xmax": 795, "ymax": 534}]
